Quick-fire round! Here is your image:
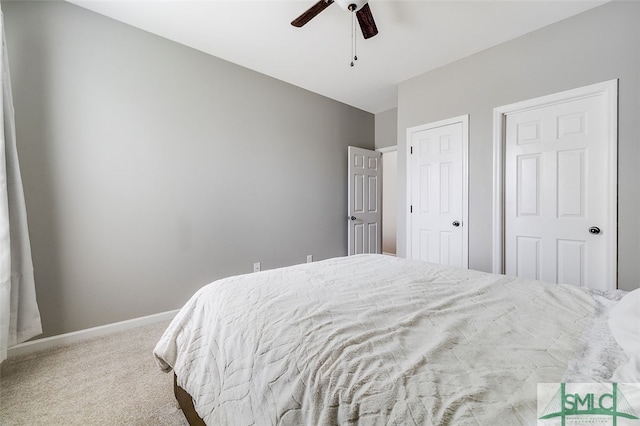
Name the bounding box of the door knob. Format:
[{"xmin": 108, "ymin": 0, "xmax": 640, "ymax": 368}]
[
  {"xmin": 588, "ymin": 226, "xmax": 601, "ymax": 235},
  {"xmin": 452, "ymin": 220, "xmax": 460, "ymax": 227},
  {"xmin": 349, "ymin": 216, "xmax": 357, "ymax": 221}
]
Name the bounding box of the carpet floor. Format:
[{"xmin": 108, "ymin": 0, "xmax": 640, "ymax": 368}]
[{"xmin": 0, "ymin": 320, "xmax": 188, "ymax": 425}]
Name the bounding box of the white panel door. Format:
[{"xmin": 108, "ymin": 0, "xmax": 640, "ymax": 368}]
[
  {"xmin": 505, "ymin": 94, "xmax": 614, "ymax": 289},
  {"xmin": 407, "ymin": 117, "xmax": 468, "ymax": 268},
  {"xmin": 348, "ymin": 146, "xmax": 381, "ymax": 255}
]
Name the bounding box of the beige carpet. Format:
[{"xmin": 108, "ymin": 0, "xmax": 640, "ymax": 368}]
[{"xmin": 0, "ymin": 321, "xmax": 189, "ymax": 425}]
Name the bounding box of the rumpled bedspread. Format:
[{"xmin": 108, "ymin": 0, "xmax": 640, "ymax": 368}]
[{"xmin": 154, "ymin": 254, "xmax": 624, "ymax": 425}]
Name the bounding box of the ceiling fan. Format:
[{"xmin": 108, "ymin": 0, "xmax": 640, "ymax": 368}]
[{"xmin": 291, "ymin": 0, "xmax": 379, "ymax": 40}]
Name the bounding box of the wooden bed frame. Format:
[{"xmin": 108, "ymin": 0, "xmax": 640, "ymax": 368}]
[{"xmin": 174, "ymin": 373, "xmax": 206, "ymax": 426}]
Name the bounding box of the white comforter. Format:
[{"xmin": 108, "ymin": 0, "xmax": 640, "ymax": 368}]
[{"xmin": 154, "ymin": 254, "xmax": 622, "ymax": 425}]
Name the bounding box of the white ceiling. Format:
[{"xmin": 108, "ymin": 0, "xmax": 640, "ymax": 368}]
[{"xmin": 67, "ymin": 0, "xmax": 608, "ymax": 113}]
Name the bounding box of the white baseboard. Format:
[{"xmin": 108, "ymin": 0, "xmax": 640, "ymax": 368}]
[
  {"xmin": 382, "ymin": 252, "xmax": 396, "ymax": 256},
  {"xmin": 7, "ymin": 309, "xmax": 179, "ymax": 359}
]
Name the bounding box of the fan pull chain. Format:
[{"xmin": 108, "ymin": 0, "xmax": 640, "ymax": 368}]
[
  {"xmin": 354, "ymin": 12, "xmax": 358, "ymax": 63},
  {"xmin": 350, "ymin": 6, "xmax": 357, "ymax": 67}
]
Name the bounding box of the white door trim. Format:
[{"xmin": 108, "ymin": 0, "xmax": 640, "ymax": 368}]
[
  {"xmin": 492, "ymin": 80, "xmax": 618, "ymax": 284},
  {"xmin": 406, "ymin": 115, "xmax": 469, "ymax": 267},
  {"xmin": 378, "ymin": 145, "xmax": 398, "ymax": 256},
  {"xmin": 377, "ymin": 145, "xmax": 397, "ymax": 154}
]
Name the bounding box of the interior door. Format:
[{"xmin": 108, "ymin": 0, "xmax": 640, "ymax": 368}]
[
  {"xmin": 348, "ymin": 146, "xmax": 382, "ymax": 255},
  {"xmin": 504, "ymin": 92, "xmax": 616, "ymax": 289},
  {"xmin": 407, "ymin": 116, "xmax": 468, "ymax": 268}
]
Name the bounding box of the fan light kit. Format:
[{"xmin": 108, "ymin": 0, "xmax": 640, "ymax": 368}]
[{"xmin": 291, "ymin": 0, "xmax": 378, "ymax": 67}]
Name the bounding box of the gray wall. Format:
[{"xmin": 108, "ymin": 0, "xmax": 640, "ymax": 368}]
[
  {"xmin": 374, "ymin": 108, "xmax": 397, "ymax": 149},
  {"xmin": 3, "ymin": 1, "xmax": 374, "ymax": 338},
  {"xmin": 396, "ymin": 1, "xmax": 640, "ymax": 291}
]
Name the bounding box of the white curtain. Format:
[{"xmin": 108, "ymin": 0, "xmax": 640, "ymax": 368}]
[{"xmin": 0, "ymin": 6, "xmax": 42, "ymax": 363}]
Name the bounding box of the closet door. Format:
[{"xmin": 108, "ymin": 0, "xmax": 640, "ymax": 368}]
[
  {"xmin": 502, "ymin": 83, "xmax": 617, "ymax": 289},
  {"xmin": 406, "ymin": 116, "xmax": 468, "ymax": 268}
]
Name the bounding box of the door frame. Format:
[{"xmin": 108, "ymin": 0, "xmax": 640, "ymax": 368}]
[
  {"xmin": 406, "ymin": 115, "xmax": 469, "ymax": 267},
  {"xmin": 491, "ymin": 80, "xmax": 618, "ymax": 285},
  {"xmin": 377, "ymin": 145, "xmax": 398, "ymax": 256}
]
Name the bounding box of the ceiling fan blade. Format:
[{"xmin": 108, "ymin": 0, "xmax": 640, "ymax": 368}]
[
  {"xmin": 291, "ymin": 0, "xmax": 335, "ymax": 28},
  {"xmin": 356, "ymin": 3, "xmax": 378, "ymax": 39}
]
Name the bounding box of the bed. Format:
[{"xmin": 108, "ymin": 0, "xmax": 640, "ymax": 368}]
[{"xmin": 153, "ymin": 254, "xmax": 638, "ymax": 425}]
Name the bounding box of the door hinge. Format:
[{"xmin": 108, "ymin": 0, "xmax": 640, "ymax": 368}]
[
  {"xmin": 410, "ymin": 205, "xmax": 413, "ymax": 213},
  {"xmin": 410, "ymin": 146, "xmax": 413, "ymax": 154}
]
